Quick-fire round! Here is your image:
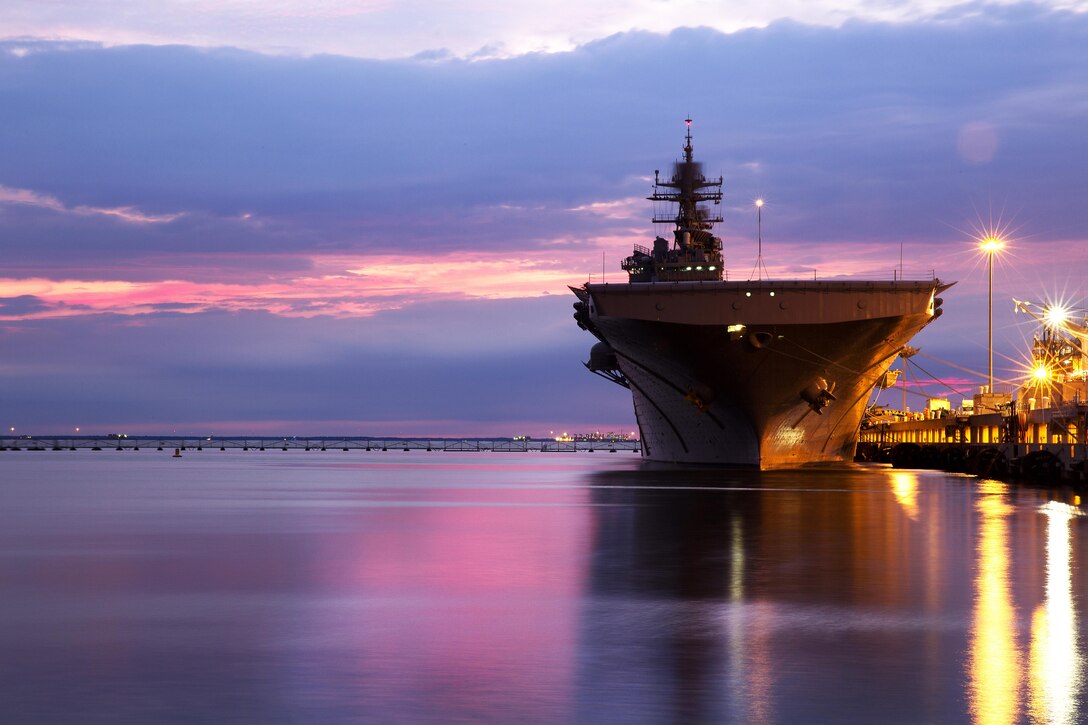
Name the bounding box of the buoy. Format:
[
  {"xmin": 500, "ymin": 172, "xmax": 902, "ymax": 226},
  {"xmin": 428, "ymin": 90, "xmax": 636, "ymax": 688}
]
[{"xmin": 173, "ymin": 448, "xmax": 182, "ymax": 458}]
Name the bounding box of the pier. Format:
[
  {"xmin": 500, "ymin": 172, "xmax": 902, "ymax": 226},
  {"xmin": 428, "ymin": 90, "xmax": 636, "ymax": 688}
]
[
  {"xmin": 0, "ymin": 435, "xmax": 641, "ymax": 454},
  {"xmin": 856, "ymin": 295, "xmax": 1088, "ymax": 488},
  {"xmin": 857, "ymin": 403, "xmax": 1088, "ymax": 486}
]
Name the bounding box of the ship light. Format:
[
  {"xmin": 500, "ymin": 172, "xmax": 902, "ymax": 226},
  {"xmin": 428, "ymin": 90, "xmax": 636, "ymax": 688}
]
[
  {"xmin": 745, "ymin": 291, "xmax": 752, "ymax": 297},
  {"xmin": 685, "ymin": 266, "xmax": 692, "ymax": 271},
  {"xmin": 708, "ymin": 266, "xmax": 716, "ymax": 271},
  {"xmin": 696, "ymin": 266, "xmax": 703, "ymax": 271},
  {"xmin": 769, "ymin": 291, "xmax": 776, "ymax": 297}
]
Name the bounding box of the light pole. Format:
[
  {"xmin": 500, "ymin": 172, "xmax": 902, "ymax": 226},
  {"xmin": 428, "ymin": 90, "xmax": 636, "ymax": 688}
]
[
  {"xmin": 751, "ymin": 198, "xmax": 766, "ymax": 281},
  {"xmin": 980, "ymin": 236, "xmax": 1004, "ymax": 391}
]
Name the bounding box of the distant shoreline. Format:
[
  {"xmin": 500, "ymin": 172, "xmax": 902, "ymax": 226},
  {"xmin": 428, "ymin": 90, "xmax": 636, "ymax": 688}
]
[{"xmin": 1, "ymin": 435, "xmax": 640, "ymax": 454}]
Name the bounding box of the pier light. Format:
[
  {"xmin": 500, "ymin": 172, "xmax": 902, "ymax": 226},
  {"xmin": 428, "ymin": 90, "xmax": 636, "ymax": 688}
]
[
  {"xmin": 979, "ymin": 235, "xmax": 1005, "ymax": 390},
  {"xmin": 1044, "ymin": 305, "xmax": 1070, "ymax": 328}
]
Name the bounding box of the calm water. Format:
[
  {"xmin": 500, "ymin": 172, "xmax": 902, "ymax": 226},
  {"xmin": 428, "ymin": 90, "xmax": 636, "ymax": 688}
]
[{"xmin": 0, "ymin": 451, "xmax": 1085, "ymax": 724}]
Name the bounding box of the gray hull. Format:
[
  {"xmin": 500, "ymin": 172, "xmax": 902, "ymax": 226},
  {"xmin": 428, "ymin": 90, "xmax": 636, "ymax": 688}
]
[{"xmin": 579, "ymin": 280, "xmax": 946, "ymax": 468}]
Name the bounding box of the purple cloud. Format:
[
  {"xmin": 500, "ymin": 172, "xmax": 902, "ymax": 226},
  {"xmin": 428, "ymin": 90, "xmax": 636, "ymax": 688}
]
[{"xmin": 1, "ymin": 6, "xmax": 1086, "ymax": 431}]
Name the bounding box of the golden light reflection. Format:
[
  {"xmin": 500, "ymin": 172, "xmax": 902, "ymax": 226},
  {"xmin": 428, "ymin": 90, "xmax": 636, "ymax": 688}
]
[
  {"xmin": 723, "ymin": 514, "xmax": 774, "ymax": 724},
  {"xmin": 1028, "ymin": 502, "xmax": 1084, "ymax": 725},
  {"xmin": 968, "ymin": 482, "xmax": 1022, "ymax": 725},
  {"xmin": 891, "ymin": 471, "xmax": 920, "ymax": 521},
  {"xmin": 730, "ymin": 514, "xmax": 744, "ymax": 602},
  {"xmin": 725, "ymin": 515, "xmax": 746, "ymax": 722}
]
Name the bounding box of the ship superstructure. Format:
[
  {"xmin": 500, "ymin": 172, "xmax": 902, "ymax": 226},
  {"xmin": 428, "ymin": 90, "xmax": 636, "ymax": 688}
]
[
  {"xmin": 622, "ymin": 122, "xmax": 724, "ymax": 283},
  {"xmin": 572, "ymin": 121, "xmax": 951, "ymax": 467}
]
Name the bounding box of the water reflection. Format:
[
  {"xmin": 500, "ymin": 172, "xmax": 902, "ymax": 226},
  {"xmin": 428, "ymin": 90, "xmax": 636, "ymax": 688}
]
[
  {"xmin": 891, "ymin": 471, "xmax": 920, "ymax": 521},
  {"xmin": 968, "ymin": 480, "xmax": 1022, "ymax": 725},
  {"xmin": 578, "ymin": 466, "xmax": 965, "ymax": 723},
  {"xmin": 2, "ymin": 454, "xmax": 1088, "ymax": 722},
  {"xmin": 1028, "ymin": 502, "xmax": 1084, "ymax": 724}
]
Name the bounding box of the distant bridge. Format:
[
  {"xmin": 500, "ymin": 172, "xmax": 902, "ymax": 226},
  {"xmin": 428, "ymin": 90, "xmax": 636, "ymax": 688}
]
[{"xmin": 0, "ymin": 435, "xmax": 641, "ymax": 454}]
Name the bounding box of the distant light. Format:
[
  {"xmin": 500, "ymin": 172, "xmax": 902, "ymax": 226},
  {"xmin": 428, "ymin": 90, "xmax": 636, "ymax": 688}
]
[
  {"xmin": 685, "ymin": 118, "xmax": 692, "ymax": 127},
  {"xmin": 769, "ymin": 291, "xmax": 776, "ymax": 297},
  {"xmin": 727, "ymin": 324, "xmax": 746, "ymax": 333},
  {"xmin": 980, "ymin": 236, "xmax": 1004, "ymax": 253},
  {"xmin": 708, "ymin": 266, "xmax": 716, "ymax": 271},
  {"xmin": 1033, "ymin": 364, "xmax": 1050, "ymax": 380},
  {"xmin": 75, "ymin": 427, "xmax": 80, "ymax": 433},
  {"xmin": 745, "ymin": 291, "xmax": 752, "ymax": 297},
  {"xmin": 755, "ymin": 198, "xmax": 764, "ymax": 208}
]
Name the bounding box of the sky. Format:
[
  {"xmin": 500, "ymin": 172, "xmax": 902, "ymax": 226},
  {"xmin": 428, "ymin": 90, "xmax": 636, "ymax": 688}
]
[{"xmin": 1, "ymin": 0, "xmax": 1087, "ymax": 436}]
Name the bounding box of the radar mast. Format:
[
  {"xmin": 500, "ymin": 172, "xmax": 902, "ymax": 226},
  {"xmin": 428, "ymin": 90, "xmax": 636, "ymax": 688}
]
[{"xmin": 622, "ymin": 119, "xmax": 725, "ymax": 282}]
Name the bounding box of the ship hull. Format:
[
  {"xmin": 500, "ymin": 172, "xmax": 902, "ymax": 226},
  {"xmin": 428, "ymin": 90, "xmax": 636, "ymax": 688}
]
[{"xmin": 578, "ymin": 280, "xmax": 945, "ymax": 468}]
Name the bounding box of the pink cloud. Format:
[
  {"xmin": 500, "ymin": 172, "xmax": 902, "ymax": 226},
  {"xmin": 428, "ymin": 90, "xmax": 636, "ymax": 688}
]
[{"xmin": 0, "ymin": 249, "xmax": 608, "ymax": 320}]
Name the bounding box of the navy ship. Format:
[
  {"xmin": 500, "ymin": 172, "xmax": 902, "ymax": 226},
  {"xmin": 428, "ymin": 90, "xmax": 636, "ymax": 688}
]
[{"xmin": 572, "ymin": 121, "xmax": 951, "ymax": 467}]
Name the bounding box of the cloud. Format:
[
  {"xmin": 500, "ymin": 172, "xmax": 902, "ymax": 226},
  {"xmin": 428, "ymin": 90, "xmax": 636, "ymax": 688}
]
[
  {"xmin": 0, "ymin": 298, "xmax": 632, "ymax": 434},
  {"xmin": 2, "ymin": 10, "xmax": 1086, "ymax": 261},
  {"xmin": 0, "ymin": 184, "xmax": 182, "ymax": 223},
  {"xmin": 1, "ymin": 0, "xmax": 1084, "ymax": 59},
  {"xmin": 1, "ymin": 8, "xmax": 1087, "ymax": 431},
  {"xmin": 0, "ymin": 248, "xmax": 604, "ymax": 320},
  {"xmin": 0, "ymin": 295, "xmax": 50, "ymax": 316}
]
